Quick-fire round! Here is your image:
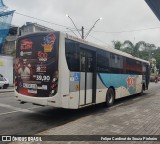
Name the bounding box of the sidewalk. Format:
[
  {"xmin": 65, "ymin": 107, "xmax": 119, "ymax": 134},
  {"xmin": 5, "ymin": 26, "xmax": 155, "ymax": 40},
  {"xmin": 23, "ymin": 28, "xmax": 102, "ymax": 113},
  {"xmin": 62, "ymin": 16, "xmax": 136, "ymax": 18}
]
[
  {"xmin": 37, "ymin": 89, "xmax": 160, "ymax": 144},
  {"xmin": 36, "ymin": 84, "xmax": 160, "ymax": 144},
  {"xmin": 10, "ymin": 82, "xmax": 160, "ymax": 144},
  {"xmin": 0, "ymin": 86, "xmax": 14, "ymax": 93}
]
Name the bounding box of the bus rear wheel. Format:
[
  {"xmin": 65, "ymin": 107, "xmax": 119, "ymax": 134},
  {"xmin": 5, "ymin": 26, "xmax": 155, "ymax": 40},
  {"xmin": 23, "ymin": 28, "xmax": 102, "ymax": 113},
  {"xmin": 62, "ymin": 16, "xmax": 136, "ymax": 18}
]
[{"xmin": 105, "ymin": 88, "xmax": 115, "ymax": 107}]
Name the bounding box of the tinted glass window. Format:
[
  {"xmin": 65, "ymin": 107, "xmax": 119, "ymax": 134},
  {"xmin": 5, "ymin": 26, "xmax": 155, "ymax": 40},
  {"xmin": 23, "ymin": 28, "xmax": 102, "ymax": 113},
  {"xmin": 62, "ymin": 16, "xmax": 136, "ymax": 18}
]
[
  {"xmin": 65, "ymin": 39, "xmax": 80, "ymax": 71},
  {"xmin": 124, "ymin": 58, "xmax": 142, "ymax": 74},
  {"xmin": 110, "ymin": 53, "xmax": 123, "ymax": 69},
  {"xmin": 97, "ymin": 50, "xmax": 110, "ymax": 72},
  {"xmin": 87, "ymin": 56, "xmax": 93, "ymax": 72},
  {"xmin": 80, "ymin": 50, "xmax": 94, "ymax": 72},
  {"xmin": 109, "ymin": 53, "xmax": 123, "ymax": 74}
]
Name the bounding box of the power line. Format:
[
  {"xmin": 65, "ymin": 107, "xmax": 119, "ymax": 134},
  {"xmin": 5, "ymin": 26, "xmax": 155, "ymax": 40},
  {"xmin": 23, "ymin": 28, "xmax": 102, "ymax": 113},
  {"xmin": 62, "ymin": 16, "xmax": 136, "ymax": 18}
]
[
  {"xmin": 15, "ymin": 11, "xmax": 160, "ymax": 34},
  {"xmin": 92, "ymin": 26, "xmax": 160, "ymax": 34},
  {"xmin": 15, "ymin": 12, "xmax": 73, "ymax": 29},
  {"xmin": 66, "ymin": 28, "xmax": 79, "ymax": 37},
  {"xmin": 88, "ymin": 34, "xmax": 111, "ymax": 47},
  {"xmin": 63, "ymin": 30, "xmax": 111, "ymax": 47},
  {"xmin": 14, "ymin": 11, "xmax": 160, "ymax": 47}
]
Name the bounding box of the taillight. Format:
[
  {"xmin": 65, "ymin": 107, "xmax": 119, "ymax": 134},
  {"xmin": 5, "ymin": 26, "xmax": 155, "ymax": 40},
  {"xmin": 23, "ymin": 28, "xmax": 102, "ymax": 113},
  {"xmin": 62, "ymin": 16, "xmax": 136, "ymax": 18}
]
[
  {"xmin": 50, "ymin": 78, "xmax": 58, "ymax": 96},
  {"xmin": 51, "ymin": 83, "xmax": 56, "ymax": 89}
]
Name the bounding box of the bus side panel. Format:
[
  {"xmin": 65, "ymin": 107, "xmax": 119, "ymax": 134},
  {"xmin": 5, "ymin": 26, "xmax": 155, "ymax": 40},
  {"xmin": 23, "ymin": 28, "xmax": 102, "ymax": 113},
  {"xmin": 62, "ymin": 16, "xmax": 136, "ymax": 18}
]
[
  {"xmin": 68, "ymin": 92, "xmax": 79, "ymax": 109},
  {"xmin": 96, "ymin": 74, "xmax": 108, "ymax": 103},
  {"xmin": 120, "ymin": 74, "xmax": 142, "ymax": 98},
  {"xmin": 98, "ymin": 73, "xmax": 142, "ymax": 99},
  {"xmin": 98, "ymin": 73, "xmax": 123, "ymax": 99},
  {"xmin": 136, "ymin": 75, "xmax": 143, "ymax": 93},
  {"xmin": 59, "ymin": 34, "xmax": 81, "ymax": 109},
  {"xmin": 57, "ymin": 33, "xmax": 70, "ymax": 108},
  {"xmin": 68, "ymin": 72, "xmax": 80, "ymax": 108}
]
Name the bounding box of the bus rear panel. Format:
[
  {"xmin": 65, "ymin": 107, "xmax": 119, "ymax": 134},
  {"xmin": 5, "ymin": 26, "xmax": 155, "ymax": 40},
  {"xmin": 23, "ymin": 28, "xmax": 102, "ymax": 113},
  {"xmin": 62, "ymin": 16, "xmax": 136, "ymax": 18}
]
[{"xmin": 15, "ymin": 32, "xmax": 59, "ymax": 102}]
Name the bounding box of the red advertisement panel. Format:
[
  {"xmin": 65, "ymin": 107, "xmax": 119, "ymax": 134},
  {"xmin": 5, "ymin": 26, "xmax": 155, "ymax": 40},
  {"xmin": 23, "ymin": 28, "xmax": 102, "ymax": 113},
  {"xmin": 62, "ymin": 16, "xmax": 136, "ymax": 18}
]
[{"xmin": 15, "ymin": 32, "xmax": 59, "ymax": 97}]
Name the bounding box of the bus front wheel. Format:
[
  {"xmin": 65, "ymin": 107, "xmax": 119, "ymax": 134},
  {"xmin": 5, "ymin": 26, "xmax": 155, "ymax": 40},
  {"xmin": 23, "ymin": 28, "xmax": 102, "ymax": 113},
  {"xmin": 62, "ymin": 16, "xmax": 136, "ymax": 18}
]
[{"xmin": 105, "ymin": 88, "xmax": 115, "ymax": 107}]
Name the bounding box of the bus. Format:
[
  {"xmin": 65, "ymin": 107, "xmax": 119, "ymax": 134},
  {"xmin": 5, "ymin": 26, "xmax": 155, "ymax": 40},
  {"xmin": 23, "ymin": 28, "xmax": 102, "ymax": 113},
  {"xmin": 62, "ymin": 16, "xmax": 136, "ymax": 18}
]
[{"xmin": 15, "ymin": 31, "xmax": 150, "ymax": 109}]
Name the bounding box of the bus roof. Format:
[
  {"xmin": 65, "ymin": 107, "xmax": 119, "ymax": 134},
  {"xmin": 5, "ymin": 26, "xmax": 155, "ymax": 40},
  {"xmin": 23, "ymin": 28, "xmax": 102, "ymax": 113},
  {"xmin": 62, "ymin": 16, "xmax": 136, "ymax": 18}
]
[
  {"xmin": 16, "ymin": 31, "xmax": 150, "ymax": 64},
  {"xmin": 64, "ymin": 32, "xmax": 150, "ymax": 64},
  {"xmin": 17, "ymin": 31, "xmax": 58, "ymax": 40}
]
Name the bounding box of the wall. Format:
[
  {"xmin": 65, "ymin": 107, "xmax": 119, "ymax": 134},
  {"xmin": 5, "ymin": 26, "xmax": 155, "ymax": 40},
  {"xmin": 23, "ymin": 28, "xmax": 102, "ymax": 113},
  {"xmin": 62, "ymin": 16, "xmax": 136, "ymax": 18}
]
[{"xmin": 0, "ymin": 55, "xmax": 13, "ymax": 85}]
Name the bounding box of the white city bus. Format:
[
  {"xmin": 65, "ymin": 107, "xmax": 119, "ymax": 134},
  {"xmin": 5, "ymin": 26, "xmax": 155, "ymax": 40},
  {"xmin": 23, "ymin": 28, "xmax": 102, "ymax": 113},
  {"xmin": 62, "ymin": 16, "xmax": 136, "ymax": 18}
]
[{"xmin": 15, "ymin": 31, "xmax": 150, "ymax": 109}]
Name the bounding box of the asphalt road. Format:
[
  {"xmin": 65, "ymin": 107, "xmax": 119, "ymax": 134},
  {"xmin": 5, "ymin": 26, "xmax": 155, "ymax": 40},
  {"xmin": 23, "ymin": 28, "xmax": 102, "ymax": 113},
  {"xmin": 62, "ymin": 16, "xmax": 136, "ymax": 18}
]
[{"xmin": 0, "ymin": 82, "xmax": 159, "ymax": 136}]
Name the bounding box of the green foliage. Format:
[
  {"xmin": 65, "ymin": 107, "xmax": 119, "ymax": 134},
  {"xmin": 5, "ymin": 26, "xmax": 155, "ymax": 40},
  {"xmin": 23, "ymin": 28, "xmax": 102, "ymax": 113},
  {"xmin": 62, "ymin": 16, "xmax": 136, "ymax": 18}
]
[
  {"xmin": 112, "ymin": 40, "xmax": 160, "ymax": 73},
  {"xmin": 112, "ymin": 41, "xmax": 123, "ymax": 50},
  {"xmin": 123, "ymin": 40, "xmax": 146, "ymax": 57}
]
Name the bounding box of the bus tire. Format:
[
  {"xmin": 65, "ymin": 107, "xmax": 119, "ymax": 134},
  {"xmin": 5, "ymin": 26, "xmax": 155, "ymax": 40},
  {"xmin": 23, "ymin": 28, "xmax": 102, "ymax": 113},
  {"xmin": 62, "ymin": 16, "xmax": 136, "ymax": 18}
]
[{"xmin": 105, "ymin": 88, "xmax": 115, "ymax": 107}]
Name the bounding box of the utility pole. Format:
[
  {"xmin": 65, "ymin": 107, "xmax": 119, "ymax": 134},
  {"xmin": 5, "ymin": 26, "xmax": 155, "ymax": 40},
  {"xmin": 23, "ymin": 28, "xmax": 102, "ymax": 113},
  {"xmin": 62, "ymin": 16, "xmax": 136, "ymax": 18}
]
[{"xmin": 66, "ymin": 15, "xmax": 102, "ymax": 40}]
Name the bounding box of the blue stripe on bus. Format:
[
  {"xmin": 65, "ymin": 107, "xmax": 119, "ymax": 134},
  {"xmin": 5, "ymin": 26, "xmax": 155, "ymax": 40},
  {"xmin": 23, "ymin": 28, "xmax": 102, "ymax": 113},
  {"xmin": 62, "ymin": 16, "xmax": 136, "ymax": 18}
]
[{"xmin": 98, "ymin": 73, "xmax": 140, "ymax": 95}]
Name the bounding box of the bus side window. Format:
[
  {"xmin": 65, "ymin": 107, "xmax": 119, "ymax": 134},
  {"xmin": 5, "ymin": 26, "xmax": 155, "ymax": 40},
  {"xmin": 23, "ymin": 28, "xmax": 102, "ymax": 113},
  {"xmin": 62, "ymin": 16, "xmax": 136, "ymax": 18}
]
[
  {"xmin": 80, "ymin": 52, "xmax": 86, "ymax": 72},
  {"xmin": 87, "ymin": 56, "xmax": 93, "ymax": 72},
  {"xmin": 110, "ymin": 53, "xmax": 123, "ymax": 73},
  {"xmin": 69, "ymin": 52, "xmax": 79, "ymax": 71},
  {"xmin": 65, "ymin": 39, "xmax": 80, "ymax": 71},
  {"xmin": 97, "ymin": 50, "xmax": 109, "ymax": 72}
]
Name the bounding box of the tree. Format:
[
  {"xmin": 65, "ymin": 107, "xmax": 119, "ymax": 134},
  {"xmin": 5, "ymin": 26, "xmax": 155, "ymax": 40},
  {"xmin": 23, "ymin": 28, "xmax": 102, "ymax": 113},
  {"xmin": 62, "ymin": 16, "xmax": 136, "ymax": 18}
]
[
  {"xmin": 112, "ymin": 41, "xmax": 123, "ymax": 50},
  {"xmin": 112, "ymin": 40, "xmax": 160, "ymax": 71},
  {"xmin": 153, "ymin": 48, "xmax": 160, "ymax": 73},
  {"xmin": 123, "ymin": 40, "xmax": 146, "ymax": 57},
  {"xmin": 144, "ymin": 43, "xmax": 156, "ymax": 61}
]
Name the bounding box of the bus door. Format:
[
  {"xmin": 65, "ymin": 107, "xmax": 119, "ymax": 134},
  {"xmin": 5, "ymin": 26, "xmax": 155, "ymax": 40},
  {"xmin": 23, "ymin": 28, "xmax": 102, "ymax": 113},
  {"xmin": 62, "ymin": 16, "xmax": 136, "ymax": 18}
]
[{"xmin": 79, "ymin": 49, "xmax": 96, "ymax": 106}]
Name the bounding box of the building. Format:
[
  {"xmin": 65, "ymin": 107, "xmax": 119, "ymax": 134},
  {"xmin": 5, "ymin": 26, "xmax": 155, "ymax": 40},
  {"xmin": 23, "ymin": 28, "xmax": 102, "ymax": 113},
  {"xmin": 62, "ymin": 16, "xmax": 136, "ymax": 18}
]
[
  {"xmin": 20, "ymin": 22, "xmax": 54, "ymax": 36},
  {"xmin": 0, "ymin": 55, "xmax": 13, "ymax": 85},
  {"xmin": 2, "ymin": 25, "xmax": 19, "ymax": 55},
  {"xmin": 2, "ymin": 22, "xmax": 54, "ymax": 56},
  {"xmin": 1, "ymin": 22, "xmax": 54, "ymax": 85}
]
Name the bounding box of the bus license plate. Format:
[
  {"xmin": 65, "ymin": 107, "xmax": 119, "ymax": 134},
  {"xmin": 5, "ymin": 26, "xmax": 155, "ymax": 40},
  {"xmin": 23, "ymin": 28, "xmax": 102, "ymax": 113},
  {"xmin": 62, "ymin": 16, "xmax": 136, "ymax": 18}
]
[{"xmin": 23, "ymin": 83, "xmax": 37, "ymax": 89}]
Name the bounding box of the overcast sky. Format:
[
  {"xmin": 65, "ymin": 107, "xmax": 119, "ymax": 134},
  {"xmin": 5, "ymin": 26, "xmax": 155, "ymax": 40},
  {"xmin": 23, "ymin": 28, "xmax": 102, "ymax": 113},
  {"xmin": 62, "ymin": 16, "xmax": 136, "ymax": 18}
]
[{"xmin": 4, "ymin": 0, "xmax": 160, "ymax": 48}]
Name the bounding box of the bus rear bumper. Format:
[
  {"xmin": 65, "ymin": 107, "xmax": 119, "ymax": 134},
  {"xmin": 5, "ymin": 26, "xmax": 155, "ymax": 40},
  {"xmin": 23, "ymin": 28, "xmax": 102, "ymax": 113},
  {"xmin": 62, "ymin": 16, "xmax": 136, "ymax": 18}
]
[{"xmin": 15, "ymin": 91, "xmax": 59, "ymax": 107}]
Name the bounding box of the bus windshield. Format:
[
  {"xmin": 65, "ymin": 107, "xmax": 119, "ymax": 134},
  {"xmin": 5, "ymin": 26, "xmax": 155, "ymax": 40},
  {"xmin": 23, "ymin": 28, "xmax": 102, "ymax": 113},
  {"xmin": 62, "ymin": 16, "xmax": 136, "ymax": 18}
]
[{"xmin": 15, "ymin": 32, "xmax": 59, "ymax": 97}]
